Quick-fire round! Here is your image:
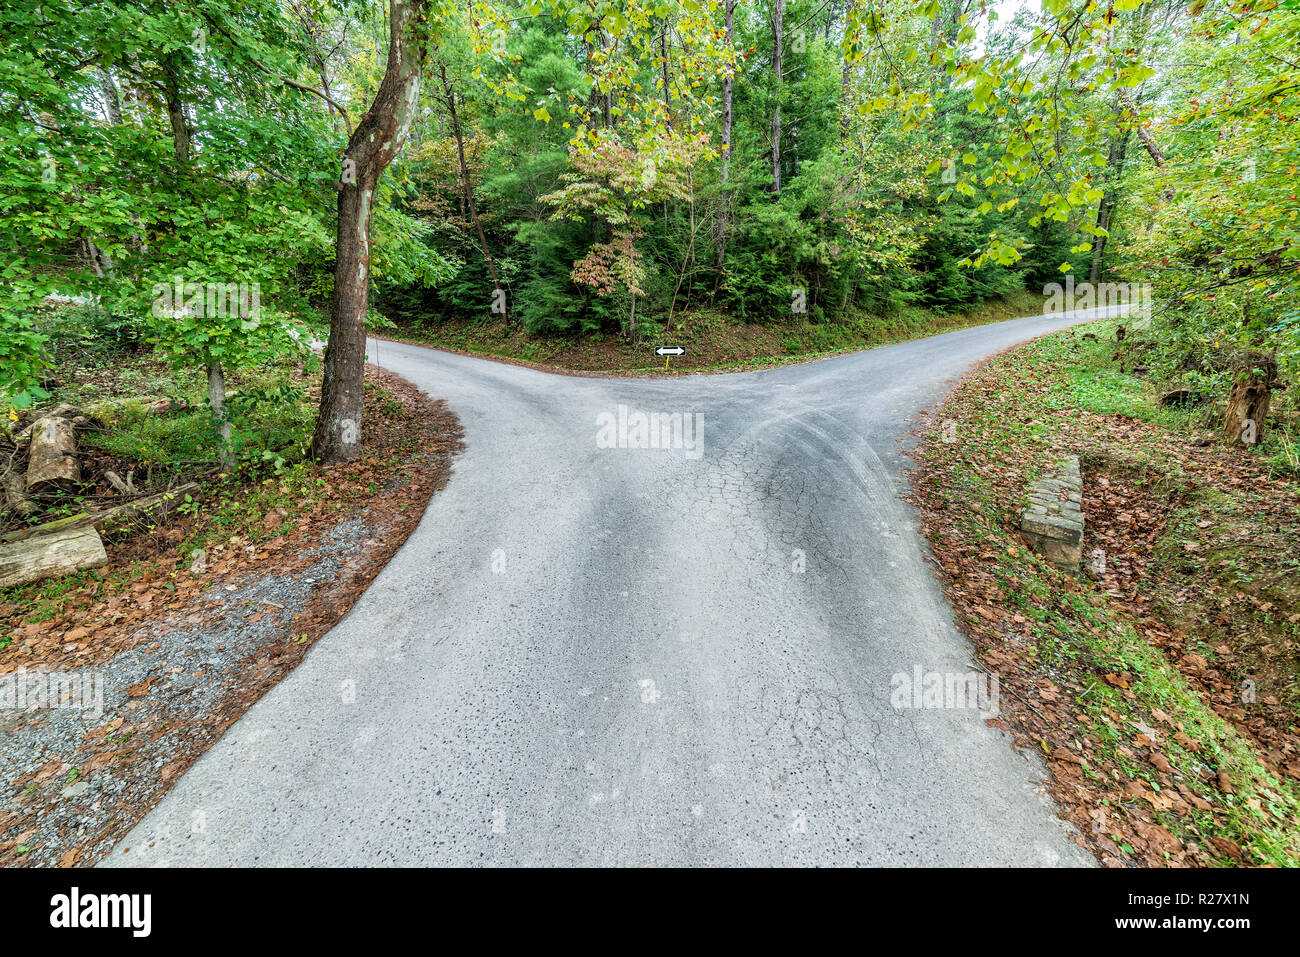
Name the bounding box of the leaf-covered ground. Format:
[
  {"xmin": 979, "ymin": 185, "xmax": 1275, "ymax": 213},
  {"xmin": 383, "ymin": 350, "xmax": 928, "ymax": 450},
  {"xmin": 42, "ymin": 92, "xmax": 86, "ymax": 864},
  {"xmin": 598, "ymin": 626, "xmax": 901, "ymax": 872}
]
[
  {"xmin": 910, "ymin": 321, "xmax": 1300, "ymax": 867},
  {"xmin": 0, "ymin": 365, "xmax": 461, "ymax": 866}
]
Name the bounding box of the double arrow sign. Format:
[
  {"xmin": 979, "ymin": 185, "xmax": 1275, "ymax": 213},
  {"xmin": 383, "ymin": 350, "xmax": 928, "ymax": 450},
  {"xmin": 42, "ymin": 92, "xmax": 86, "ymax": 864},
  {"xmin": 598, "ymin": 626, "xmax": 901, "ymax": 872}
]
[{"xmin": 655, "ymin": 345, "xmax": 685, "ymax": 369}]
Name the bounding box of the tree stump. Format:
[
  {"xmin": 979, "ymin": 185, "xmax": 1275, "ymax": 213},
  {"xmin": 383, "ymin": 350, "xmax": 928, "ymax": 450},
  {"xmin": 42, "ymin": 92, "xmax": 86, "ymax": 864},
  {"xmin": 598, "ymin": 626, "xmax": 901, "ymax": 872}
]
[{"xmin": 1222, "ymin": 353, "xmax": 1277, "ymax": 447}]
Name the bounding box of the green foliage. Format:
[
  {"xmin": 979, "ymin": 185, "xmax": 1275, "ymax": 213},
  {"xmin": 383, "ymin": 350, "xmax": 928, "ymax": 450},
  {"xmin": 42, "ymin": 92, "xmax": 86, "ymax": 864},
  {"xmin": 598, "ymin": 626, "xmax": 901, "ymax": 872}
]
[
  {"xmin": 1114, "ymin": 3, "xmax": 1300, "ymax": 383},
  {"xmin": 2, "ymin": 0, "xmax": 1294, "ymax": 390},
  {"xmin": 0, "ymin": 0, "xmax": 339, "ymax": 401}
]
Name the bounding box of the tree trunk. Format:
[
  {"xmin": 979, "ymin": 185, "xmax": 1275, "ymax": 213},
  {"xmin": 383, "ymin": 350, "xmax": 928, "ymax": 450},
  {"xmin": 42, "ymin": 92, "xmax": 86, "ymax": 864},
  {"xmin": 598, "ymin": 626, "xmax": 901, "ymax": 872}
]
[
  {"xmin": 771, "ymin": 0, "xmax": 785, "ymax": 193},
  {"xmin": 0, "ymin": 483, "xmax": 201, "ymax": 544},
  {"xmin": 714, "ymin": 0, "xmax": 735, "ymax": 279},
  {"xmin": 312, "ymin": 53, "xmax": 343, "ymax": 133},
  {"xmin": 97, "ymin": 67, "xmax": 122, "ymax": 125},
  {"xmin": 660, "ymin": 28, "xmax": 673, "ymax": 129},
  {"xmin": 670, "ymin": 170, "xmax": 699, "ymax": 321},
  {"xmin": 124, "ymin": 51, "xmax": 147, "ymax": 121},
  {"xmin": 604, "ymin": 39, "xmax": 614, "ymax": 128},
  {"xmin": 207, "ymin": 361, "xmax": 233, "ymax": 471},
  {"xmin": 839, "ymin": 63, "xmax": 852, "ymax": 143},
  {"xmin": 1090, "ymin": 125, "xmax": 1131, "ymax": 283},
  {"xmin": 311, "ymin": 0, "xmax": 433, "ymax": 464},
  {"xmin": 299, "ymin": 12, "xmax": 343, "ymax": 134},
  {"xmin": 179, "ymin": 40, "xmax": 228, "ymax": 475},
  {"xmin": 1118, "ymin": 89, "xmax": 1165, "ymax": 169},
  {"xmin": 162, "ymin": 54, "xmax": 192, "ymax": 164},
  {"xmin": 81, "ymin": 238, "xmax": 114, "ymax": 279},
  {"xmin": 439, "ymin": 64, "xmax": 503, "ymax": 314},
  {"xmin": 593, "ymin": 30, "xmax": 613, "ymax": 129}
]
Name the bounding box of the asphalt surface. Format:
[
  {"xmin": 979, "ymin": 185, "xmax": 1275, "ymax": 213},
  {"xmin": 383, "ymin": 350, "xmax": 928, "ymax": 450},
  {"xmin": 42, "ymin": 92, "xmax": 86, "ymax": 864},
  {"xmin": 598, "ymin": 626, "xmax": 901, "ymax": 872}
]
[{"xmin": 107, "ymin": 306, "xmax": 1120, "ymax": 867}]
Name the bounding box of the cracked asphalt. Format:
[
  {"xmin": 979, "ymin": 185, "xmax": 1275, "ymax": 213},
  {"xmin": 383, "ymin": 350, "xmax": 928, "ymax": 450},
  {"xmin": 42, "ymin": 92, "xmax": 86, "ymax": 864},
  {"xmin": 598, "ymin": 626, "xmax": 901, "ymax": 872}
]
[{"xmin": 106, "ymin": 306, "xmax": 1119, "ymax": 867}]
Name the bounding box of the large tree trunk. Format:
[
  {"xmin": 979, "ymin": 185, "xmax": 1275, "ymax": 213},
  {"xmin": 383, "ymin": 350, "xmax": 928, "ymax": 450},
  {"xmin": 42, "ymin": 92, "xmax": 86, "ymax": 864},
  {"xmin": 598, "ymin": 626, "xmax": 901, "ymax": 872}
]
[
  {"xmin": 311, "ymin": 0, "xmax": 432, "ymax": 464},
  {"xmin": 97, "ymin": 67, "xmax": 123, "ymax": 125},
  {"xmin": 1090, "ymin": 122, "xmax": 1131, "ymax": 283},
  {"xmin": 771, "ymin": 0, "xmax": 785, "ymax": 193},
  {"xmin": 714, "ymin": 0, "xmax": 735, "ymax": 279},
  {"xmin": 0, "ymin": 483, "xmax": 201, "ymax": 544}
]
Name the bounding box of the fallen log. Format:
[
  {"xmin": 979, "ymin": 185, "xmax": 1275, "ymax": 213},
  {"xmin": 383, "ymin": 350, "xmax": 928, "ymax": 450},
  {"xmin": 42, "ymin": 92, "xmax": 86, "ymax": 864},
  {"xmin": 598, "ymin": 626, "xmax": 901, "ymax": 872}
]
[
  {"xmin": 0, "ymin": 512, "xmax": 90, "ymax": 544},
  {"xmin": 1159, "ymin": 388, "xmax": 1202, "ymax": 407},
  {"xmin": 25, "ymin": 415, "xmax": 80, "ymax": 493},
  {"xmin": 0, "ymin": 483, "xmax": 199, "ymax": 545},
  {"xmin": 0, "ymin": 525, "xmax": 107, "ymax": 588},
  {"xmin": 147, "ymin": 397, "xmax": 191, "ymax": 415},
  {"xmin": 94, "ymin": 483, "xmax": 199, "ymax": 537}
]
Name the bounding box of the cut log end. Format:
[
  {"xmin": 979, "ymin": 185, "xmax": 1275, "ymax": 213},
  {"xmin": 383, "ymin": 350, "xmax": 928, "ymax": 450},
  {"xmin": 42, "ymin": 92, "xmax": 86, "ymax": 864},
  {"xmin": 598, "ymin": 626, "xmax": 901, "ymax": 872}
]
[{"xmin": 3, "ymin": 469, "xmax": 37, "ymax": 518}]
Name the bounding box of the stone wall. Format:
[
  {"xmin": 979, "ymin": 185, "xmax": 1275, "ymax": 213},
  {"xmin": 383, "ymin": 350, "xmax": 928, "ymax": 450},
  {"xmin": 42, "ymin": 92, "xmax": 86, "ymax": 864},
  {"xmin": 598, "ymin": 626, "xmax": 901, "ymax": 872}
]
[{"xmin": 1020, "ymin": 455, "xmax": 1084, "ymax": 569}]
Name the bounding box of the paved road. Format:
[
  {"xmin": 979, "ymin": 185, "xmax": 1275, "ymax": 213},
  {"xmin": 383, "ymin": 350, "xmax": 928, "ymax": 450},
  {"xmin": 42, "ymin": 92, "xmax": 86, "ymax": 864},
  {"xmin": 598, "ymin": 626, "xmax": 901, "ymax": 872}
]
[{"xmin": 107, "ymin": 307, "xmax": 1120, "ymax": 867}]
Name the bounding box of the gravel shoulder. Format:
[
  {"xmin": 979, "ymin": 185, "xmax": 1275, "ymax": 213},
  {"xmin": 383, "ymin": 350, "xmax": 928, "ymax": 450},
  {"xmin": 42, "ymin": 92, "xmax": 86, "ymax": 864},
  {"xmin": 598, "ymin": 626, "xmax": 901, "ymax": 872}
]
[{"xmin": 1, "ymin": 367, "xmax": 461, "ymax": 866}]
